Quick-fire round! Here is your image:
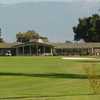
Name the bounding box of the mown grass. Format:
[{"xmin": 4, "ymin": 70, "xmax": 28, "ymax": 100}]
[{"xmin": 0, "ymin": 56, "xmax": 100, "ymax": 100}]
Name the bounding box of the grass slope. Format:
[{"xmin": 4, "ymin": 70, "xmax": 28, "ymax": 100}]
[{"xmin": 0, "ymin": 56, "xmax": 100, "ymax": 100}]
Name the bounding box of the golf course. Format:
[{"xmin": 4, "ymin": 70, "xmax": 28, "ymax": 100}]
[{"xmin": 0, "ymin": 56, "xmax": 100, "ymax": 100}]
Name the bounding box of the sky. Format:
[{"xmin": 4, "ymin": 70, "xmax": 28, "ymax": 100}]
[
  {"xmin": 0, "ymin": 0, "xmax": 99, "ymax": 4},
  {"xmin": 0, "ymin": 0, "xmax": 100, "ymax": 42}
]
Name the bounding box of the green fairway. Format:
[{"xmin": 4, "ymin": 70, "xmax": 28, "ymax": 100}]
[{"xmin": 0, "ymin": 56, "xmax": 100, "ymax": 100}]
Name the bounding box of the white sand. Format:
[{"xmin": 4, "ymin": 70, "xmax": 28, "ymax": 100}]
[{"xmin": 62, "ymin": 57, "xmax": 98, "ymax": 60}]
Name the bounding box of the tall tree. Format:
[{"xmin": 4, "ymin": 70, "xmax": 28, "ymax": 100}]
[
  {"xmin": 16, "ymin": 30, "xmax": 48, "ymax": 43},
  {"xmin": 16, "ymin": 32, "xmax": 24, "ymax": 43},
  {"xmin": 73, "ymin": 14, "xmax": 100, "ymax": 42},
  {"xmin": 16, "ymin": 30, "xmax": 39, "ymax": 43}
]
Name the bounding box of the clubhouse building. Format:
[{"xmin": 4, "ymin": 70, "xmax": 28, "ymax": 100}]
[
  {"xmin": 53, "ymin": 43, "xmax": 100, "ymax": 56},
  {"xmin": 1, "ymin": 38, "xmax": 100, "ymax": 56},
  {"xmin": 0, "ymin": 39, "xmax": 53, "ymax": 56}
]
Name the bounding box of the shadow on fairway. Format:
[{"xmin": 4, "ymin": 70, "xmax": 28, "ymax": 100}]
[
  {"xmin": 0, "ymin": 72, "xmax": 100, "ymax": 79},
  {"xmin": 0, "ymin": 93, "xmax": 99, "ymax": 100},
  {"xmin": 76, "ymin": 60, "xmax": 100, "ymax": 63}
]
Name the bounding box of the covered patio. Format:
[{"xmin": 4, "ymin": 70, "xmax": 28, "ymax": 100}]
[{"xmin": 12, "ymin": 42, "xmax": 54, "ymax": 56}]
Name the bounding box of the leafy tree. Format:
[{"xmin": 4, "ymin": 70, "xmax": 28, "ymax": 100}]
[
  {"xmin": 16, "ymin": 32, "xmax": 23, "ymax": 42},
  {"xmin": 73, "ymin": 14, "xmax": 100, "ymax": 42},
  {"xmin": 16, "ymin": 30, "xmax": 48, "ymax": 43},
  {"xmin": 16, "ymin": 30, "xmax": 39, "ymax": 43}
]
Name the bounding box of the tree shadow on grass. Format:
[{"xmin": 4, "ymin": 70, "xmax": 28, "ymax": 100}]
[
  {"xmin": 0, "ymin": 93, "xmax": 99, "ymax": 100},
  {"xmin": 0, "ymin": 72, "xmax": 100, "ymax": 79},
  {"xmin": 76, "ymin": 60, "xmax": 100, "ymax": 63},
  {"xmin": 0, "ymin": 72, "xmax": 87, "ymax": 79}
]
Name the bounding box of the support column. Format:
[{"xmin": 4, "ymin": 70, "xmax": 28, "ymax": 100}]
[
  {"xmin": 16, "ymin": 47, "xmax": 19, "ymax": 56},
  {"xmin": 36, "ymin": 44, "xmax": 38, "ymax": 56},
  {"xmin": 51, "ymin": 48, "xmax": 53, "ymax": 56},
  {"xmin": 43, "ymin": 46, "xmax": 46, "ymax": 56},
  {"xmin": 62, "ymin": 48, "xmax": 64, "ymax": 56},
  {"xmin": 29, "ymin": 45, "xmax": 32, "ymax": 56},
  {"xmin": 91, "ymin": 48, "xmax": 94, "ymax": 55},
  {"xmin": 22, "ymin": 46, "xmax": 25, "ymax": 56},
  {"xmin": 88, "ymin": 48, "xmax": 90, "ymax": 55}
]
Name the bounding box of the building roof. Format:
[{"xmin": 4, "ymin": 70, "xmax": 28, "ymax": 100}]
[
  {"xmin": 53, "ymin": 43, "xmax": 100, "ymax": 49},
  {"xmin": 0, "ymin": 42, "xmax": 13, "ymax": 48},
  {"xmin": 13, "ymin": 41, "xmax": 53, "ymax": 48},
  {"xmin": 1, "ymin": 42, "xmax": 100, "ymax": 49}
]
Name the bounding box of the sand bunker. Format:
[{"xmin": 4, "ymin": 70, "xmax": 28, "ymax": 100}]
[{"xmin": 62, "ymin": 57, "xmax": 99, "ymax": 60}]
